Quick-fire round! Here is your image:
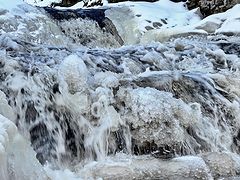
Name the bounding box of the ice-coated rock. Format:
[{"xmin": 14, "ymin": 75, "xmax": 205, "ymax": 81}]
[
  {"xmin": 0, "ymin": 114, "xmax": 48, "ymax": 180},
  {"xmin": 0, "ymin": 91, "xmax": 15, "ymax": 121},
  {"xmin": 59, "ymin": 54, "xmax": 89, "ymax": 94},
  {"xmin": 117, "ymin": 87, "xmax": 201, "ymax": 146},
  {"xmin": 78, "ymin": 155, "xmax": 212, "ymax": 179},
  {"xmin": 194, "ymin": 4, "xmax": 240, "ymax": 35}
]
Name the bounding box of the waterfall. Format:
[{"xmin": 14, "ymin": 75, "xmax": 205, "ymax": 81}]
[{"xmin": 1, "ymin": 1, "xmax": 240, "ymax": 179}]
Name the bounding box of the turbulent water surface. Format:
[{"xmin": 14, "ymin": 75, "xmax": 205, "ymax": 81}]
[{"xmin": 1, "ymin": 1, "xmax": 240, "ymax": 180}]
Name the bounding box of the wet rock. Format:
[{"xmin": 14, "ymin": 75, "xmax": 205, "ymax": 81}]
[
  {"xmin": 217, "ymin": 42, "xmax": 240, "ymax": 57},
  {"xmin": 102, "ymin": 17, "xmax": 124, "ymax": 45},
  {"xmin": 175, "ymin": 41, "xmax": 186, "ymax": 51},
  {"xmin": 25, "ymin": 101, "xmax": 38, "ymax": 123},
  {"xmin": 161, "ymin": 18, "xmax": 168, "ymax": 24},
  {"xmin": 44, "ymin": 7, "xmax": 106, "ymax": 26},
  {"xmin": 30, "ymin": 122, "xmax": 51, "ymax": 164},
  {"xmin": 105, "ymin": 6, "xmax": 142, "ymax": 44}
]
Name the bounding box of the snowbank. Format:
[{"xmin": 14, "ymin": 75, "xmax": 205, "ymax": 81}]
[
  {"xmin": 24, "ymin": 0, "xmax": 61, "ymax": 7},
  {"xmin": 0, "ymin": 0, "xmax": 22, "ymax": 10},
  {"xmin": 105, "ymin": 0, "xmax": 201, "ymax": 44},
  {"xmin": 194, "ymin": 4, "xmax": 240, "ymax": 34}
]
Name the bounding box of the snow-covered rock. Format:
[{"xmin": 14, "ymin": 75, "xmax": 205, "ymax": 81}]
[
  {"xmin": 105, "ymin": 0, "xmax": 202, "ymax": 44},
  {"xmin": 194, "ymin": 4, "xmax": 240, "ymax": 35},
  {"xmin": 78, "ymin": 154, "xmax": 212, "ymax": 179}
]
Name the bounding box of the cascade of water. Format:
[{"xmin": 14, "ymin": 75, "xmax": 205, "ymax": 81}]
[
  {"xmin": 1, "ymin": 33, "xmax": 240, "ymax": 170},
  {"xmin": 1, "ymin": 2, "xmax": 240, "ymax": 179}
]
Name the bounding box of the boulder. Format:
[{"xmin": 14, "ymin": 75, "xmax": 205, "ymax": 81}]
[{"xmin": 187, "ymin": 0, "xmax": 240, "ymax": 17}]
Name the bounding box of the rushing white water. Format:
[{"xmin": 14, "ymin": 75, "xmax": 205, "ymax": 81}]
[{"xmin": 1, "ymin": 1, "xmax": 240, "ymax": 179}]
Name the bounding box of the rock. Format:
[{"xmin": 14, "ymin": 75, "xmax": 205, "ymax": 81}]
[
  {"xmin": 152, "ymin": 22, "xmax": 162, "ymax": 28},
  {"xmin": 193, "ymin": 5, "xmax": 240, "ymax": 35},
  {"xmin": 108, "ymin": 0, "xmax": 157, "ymax": 2},
  {"xmin": 187, "ymin": 0, "xmax": 240, "ymax": 17},
  {"xmin": 145, "ymin": 26, "xmax": 154, "ymax": 30},
  {"xmin": 79, "ymin": 155, "xmax": 212, "ymax": 179},
  {"xmin": 102, "ymin": 17, "xmax": 124, "ymax": 45},
  {"xmin": 51, "ymin": 0, "xmax": 81, "ymax": 7},
  {"xmin": 105, "ymin": 6, "xmax": 142, "ymax": 44}
]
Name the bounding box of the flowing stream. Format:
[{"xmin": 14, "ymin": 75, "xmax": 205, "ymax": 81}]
[{"xmin": 1, "ymin": 2, "xmax": 240, "ymax": 179}]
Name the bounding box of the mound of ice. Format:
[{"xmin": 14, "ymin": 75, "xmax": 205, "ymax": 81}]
[
  {"xmin": 117, "ymin": 87, "xmax": 201, "ymax": 146},
  {"xmin": 59, "ymin": 54, "xmax": 89, "ymax": 94},
  {"xmin": 0, "ymin": 114, "xmax": 48, "ymax": 180},
  {"xmin": 0, "ymin": 91, "xmax": 15, "ymax": 121}
]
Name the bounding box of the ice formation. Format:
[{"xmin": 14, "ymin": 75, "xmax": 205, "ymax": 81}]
[
  {"xmin": 0, "ymin": 114, "xmax": 48, "ymax": 180},
  {"xmin": 1, "ymin": 0, "xmax": 240, "ymax": 179}
]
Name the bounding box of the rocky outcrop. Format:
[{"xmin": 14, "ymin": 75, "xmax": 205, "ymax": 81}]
[
  {"xmin": 187, "ymin": 0, "xmax": 240, "ymax": 17},
  {"xmin": 51, "ymin": 0, "xmax": 81, "ymax": 7}
]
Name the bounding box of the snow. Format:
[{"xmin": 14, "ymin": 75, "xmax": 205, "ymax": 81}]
[
  {"xmin": 194, "ymin": 4, "xmax": 240, "ymax": 34},
  {"xmin": 5, "ymin": 0, "xmax": 240, "ymax": 44},
  {"xmin": 117, "ymin": 0, "xmax": 201, "ymax": 33},
  {"xmin": 24, "ymin": 0, "xmax": 61, "ymax": 7},
  {"xmin": 0, "ymin": 0, "xmax": 22, "ymax": 10}
]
